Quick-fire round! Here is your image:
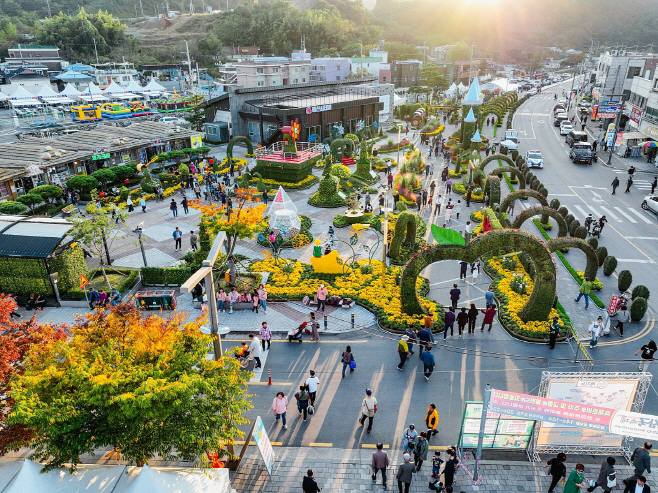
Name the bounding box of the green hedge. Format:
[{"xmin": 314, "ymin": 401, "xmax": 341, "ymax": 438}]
[
  {"xmin": 0, "ymin": 258, "xmax": 52, "ymax": 296},
  {"xmin": 253, "ymin": 155, "xmax": 320, "ymax": 182},
  {"xmin": 141, "ymin": 266, "xmax": 192, "ymax": 286},
  {"xmin": 65, "ymin": 269, "xmax": 140, "ymax": 300}
]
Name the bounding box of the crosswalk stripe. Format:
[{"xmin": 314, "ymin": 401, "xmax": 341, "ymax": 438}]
[
  {"xmin": 627, "ymin": 208, "xmax": 654, "ymax": 224},
  {"xmin": 587, "ymin": 205, "xmax": 604, "ymax": 217},
  {"xmin": 614, "ymin": 207, "xmax": 638, "ymax": 223},
  {"xmin": 573, "ymin": 204, "xmax": 591, "ymax": 220},
  {"xmin": 598, "ymin": 206, "xmax": 622, "ymax": 222}
]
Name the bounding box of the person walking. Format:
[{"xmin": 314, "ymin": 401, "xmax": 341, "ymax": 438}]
[
  {"xmin": 272, "ymin": 391, "xmax": 288, "ymax": 430},
  {"xmin": 652, "ymin": 177, "xmax": 657, "ymax": 195},
  {"xmin": 459, "ymin": 260, "xmax": 469, "ymax": 281},
  {"xmin": 449, "ymin": 283, "xmax": 461, "ymax": 309},
  {"xmin": 615, "ymin": 304, "xmax": 630, "ymax": 337},
  {"xmin": 445, "ymin": 178, "xmax": 452, "ymax": 194},
  {"xmin": 259, "ymin": 321, "xmax": 271, "ymax": 351},
  {"xmin": 626, "ymin": 175, "xmax": 634, "ymax": 193},
  {"xmin": 295, "ymin": 385, "xmax": 310, "ymax": 422},
  {"xmin": 470, "ymin": 260, "xmax": 480, "ymax": 285},
  {"xmin": 413, "ymin": 432, "xmax": 429, "ymax": 471},
  {"xmin": 468, "ymin": 303, "xmax": 479, "ymax": 334},
  {"xmin": 402, "ymin": 424, "xmax": 418, "ymax": 453},
  {"xmin": 172, "ymin": 227, "xmax": 183, "ymax": 251},
  {"xmin": 466, "ymin": 187, "xmax": 472, "ymax": 207},
  {"xmin": 564, "ymin": 464, "xmax": 588, "ymax": 493},
  {"xmin": 140, "ymin": 196, "xmax": 146, "ymax": 213},
  {"xmin": 404, "ymin": 325, "xmax": 417, "ymax": 355},
  {"xmin": 485, "ymin": 287, "xmax": 495, "ymax": 308},
  {"xmin": 456, "ymin": 307, "xmax": 468, "ymax": 337},
  {"xmin": 480, "ymin": 305, "xmax": 496, "ymax": 332},
  {"xmin": 549, "ymin": 316, "xmax": 561, "ymax": 349},
  {"xmin": 341, "ymin": 345, "xmax": 354, "ymax": 377},
  {"xmin": 310, "ymin": 311, "xmax": 320, "ymax": 342},
  {"xmin": 302, "ymin": 469, "xmax": 322, "ymax": 492},
  {"xmin": 454, "ymin": 200, "xmax": 462, "ymax": 219},
  {"xmin": 587, "ymin": 457, "xmax": 616, "ymax": 493},
  {"xmin": 258, "ymin": 284, "xmax": 268, "ymax": 313},
  {"xmin": 262, "ymin": 189, "xmax": 269, "ymax": 205},
  {"xmin": 588, "ymin": 316, "xmax": 604, "ymax": 349},
  {"xmin": 305, "ymin": 370, "xmax": 320, "ymax": 407},
  {"xmin": 584, "ymin": 213, "xmax": 594, "ymax": 233},
  {"xmin": 395, "ymin": 454, "xmax": 417, "ymax": 493},
  {"xmin": 434, "ymin": 195, "xmax": 442, "ymax": 216},
  {"xmin": 417, "ymin": 325, "xmax": 431, "ymax": 358},
  {"xmin": 628, "ymin": 442, "xmax": 653, "ymax": 482},
  {"xmin": 611, "ymin": 177, "xmax": 620, "ymax": 195},
  {"xmin": 248, "ymin": 333, "xmax": 262, "ymax": 368},
  {"xmin": 444, "ymin": 307, "xmax": 455, "ymax": 339},
  {"xmin": 371, "ymin": 443, "xmax": 390, "ymax": 489},
  {"xmin": 126, "ymin": 196, "xmax": 134, "ymax": 212},
  {"xmin": 397, "ymin": 335, "xmax": 411, "ymax": 370},
  {"xmin": 574, "ymin": 277, "xmax": 592, "ymax": 309},
  {"xmin": 316, "ymin": 284, "xmax": 328, "ymax": 312},
  {"xmin": 544, "ymin": 453, "xmax": 567, "ymax": 493},
  {"xmin": 599, "ymin": 216, "xmax": 608, "ymax": 233},
  {"xmin": 424, "ymin": 403, "xmax": 439, "ymax": 441},
  {"xmin": 443, "ymin": 449, "xmax": 459, "ymax": 491},
  {"xmin": 359, "ymin": 388, "xmax": 377, "ymax": 433},
  {"xmin": 170, "ymin": 199, "xmax": 178, "ymax": 217},
  {"xmin": 636, "ymin": 340, "xmax": 657, "ymax": 371},
  {"xmin": 189, "ymin": 230, "xmax": 198, "ymax": 251},
  {"xmin": 421, "ymin": 346, "xmax": 435, "ymax": 380},
  {"xmin": 194, "ymin": 182, "xmax": 201, "ymax": 199},
  {"xmin": 181, "ymin": 196, "xmax": 189, "ymax": 214},
  {"xmin": 623, "ymin": 476, "xmax": 650, "ymax": 493}
]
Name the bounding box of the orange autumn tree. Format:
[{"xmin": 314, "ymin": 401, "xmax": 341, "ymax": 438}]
[
  {"xmin": 0, "ymin": 294, "xmax": 66, "ymax": 456},
  {"xmin": 8, "ymin": 303, "xmax": 251, "ymax": 472},
  {"xmin": 190, "ymin": 188, "xmax": 267, "ymax": 280}
]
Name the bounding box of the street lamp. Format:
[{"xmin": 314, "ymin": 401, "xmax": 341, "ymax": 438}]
[{"xmin": 133, "ymin": 224, "xmax": 148, "ymax": 267}]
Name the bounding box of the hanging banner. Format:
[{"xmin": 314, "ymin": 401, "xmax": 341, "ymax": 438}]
[{"xmin": 252, "ymin": 416, "xmax": 275, "ymax": 475}]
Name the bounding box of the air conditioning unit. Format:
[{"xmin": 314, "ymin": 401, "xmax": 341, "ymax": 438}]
[
  {"xmin": 619, "ymin": 50, "xmax": 627, "ymax": 56},
  {"xmin": 611, "ymin": 50, "xmax": 619, "ymax": 56}
]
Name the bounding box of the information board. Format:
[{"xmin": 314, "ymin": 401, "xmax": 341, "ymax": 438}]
[
  {"xmin": 253, "ymin": 416, "xmax": 275, "ymax": 475},
  {"xmin": 459, "ymin": 401, "xmax": 534, "ymax": 450}
]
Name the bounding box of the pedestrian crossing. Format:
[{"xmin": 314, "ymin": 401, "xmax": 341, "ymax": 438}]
[
  {"xmin": 521, "ymin": 200, "xmax": 654, "ymax": 224},
  {"xmin": 612, "ymin": 169, "xmax": 654, "ymax": 190}
]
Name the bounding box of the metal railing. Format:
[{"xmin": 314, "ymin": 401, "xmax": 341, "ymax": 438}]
[{"xmin": 255, "ymin": 141, "xmax": 323, "ymax": 158}]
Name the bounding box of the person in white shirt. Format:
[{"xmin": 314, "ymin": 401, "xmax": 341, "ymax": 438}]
[
  {"xmin": 359, "ymin": 389, "xmax": 378, "ymax": 433},
  {"xmin": 305, "ymin": 370, "xmax": 320, "ymax": 406},
  {"xmin": 227, "ymin": 287, "xmax": 239, "ymax": 313},
  {"xmin": 588, "ymin": 316, "xmax": 604, "ymax": 349},
  {"xmin": 248, "ymin": 333, "xmax": 262, "ymax": 368}
]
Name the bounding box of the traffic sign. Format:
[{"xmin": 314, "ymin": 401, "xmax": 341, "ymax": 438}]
[{"xmin": 80, "ymin": 274, "xmax": 89, "ymax": 289}]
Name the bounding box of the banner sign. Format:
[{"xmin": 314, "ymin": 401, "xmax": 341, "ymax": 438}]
[
  {"xmin": 490, "ymin": 389, "xmax": 658, "ymax": 440},
  {"xmin": 253, "ymin": 416, "xmax": 275, "ymax": 475},
  {"xmin": 597, "ymin": 104, "xmax": 621, "ymax": 114},
  {"xmin": 459, "ymin": 401, "xmax": 534, "ymax": 450}
]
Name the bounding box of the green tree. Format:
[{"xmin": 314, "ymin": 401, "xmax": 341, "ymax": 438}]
[
  {"xmin": 447, "ymin": 41, "xmax": 471, "ymax": 62},
  {"xmin": 184, "ymin": 96, "xmax": 207, "ymax": 132},
  {"xmin": 421, "ymin": 63, "xmax": 449, "ymax": 91},
  {"xmin": 29, "ymin": 185, "xmax": 62, "ymax": 204},
  {"xmin": 0, "ymin": 201, "xmax": 27, "ymax": 214},
  {"xmin": 91, "ymin": 168, "xmax": 117, "ymax": 188},
  {"xmin": 8, "ymin": 303, "xmax": 251, "ymax": 472},
  {"xmin": 16, "ymin": 193, "xmax": 42, "ymax": 213},
  {"xmin": 66, "ymin": 175, "xmax": 99, "ymax": 193}
]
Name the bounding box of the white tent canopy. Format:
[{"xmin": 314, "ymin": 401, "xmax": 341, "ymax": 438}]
[
  {"xmin": 125, "ymin": 79, "xmax": 145, "ymax": 93},
  {"xmin": 45, "ymin": 97, "xmax": 77, "ymax": 104},
  {"xmin": 445, "ymin": 82, "xmax": 458, "ymax": 96},
  {"xmin": 118, "ymin": 465, "xmax": 231, "ymax": 493},
  {"xmin": 144, "ymin": 79, "xmax": 166, "ymax": 94},
  {"xmin": 113, "ymin": 93, "xmax": 143, "ymax": 100},
  {"xmin": 60, "ymin": 83, "xmax": 82, "ymax": 98},
  {"xmin": 8, "ymin": 85, "xmax": 37, "ymax": 100},
  {"xmin": 33, "ymin": 84, "xmax": 59, "ymax": 99},
  {"xmin": 104, "ymin": 81, "xmax": 126, "ymax": 94},
  {"xmin": 0, "ymin": 90, "xmax": 9, "ymax": 101},
  {"xmin": 10, "ymin": 99, "xmax": 43, "ymax": 106}
]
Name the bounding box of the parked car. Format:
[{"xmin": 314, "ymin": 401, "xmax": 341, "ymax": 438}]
[
  {"xmin": 641, "ymin": 195, "xmax": 658, "ymax": 215},
  {"xmin": 554, "ymin": 113, "xmax": 569, "ymax": 127},
  {"xmin": 566, "ymin": 130, "xmax": 588, "ymax": 147},
  {"xmin": 527, "ymin": 87, "xmax": 538, "ymax": 95},
  {"xmin": 525, "ymin": 150, "xmax": 544, "ymax": 168},
  {"xmin": 560, "ymin": 122, "xmax": 574, "ymax": 135},
  {"xmin": 569, "ymin": 142, "xmax": 595, "ymax": 164}
]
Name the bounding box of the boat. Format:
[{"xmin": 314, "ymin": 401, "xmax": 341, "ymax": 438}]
[{"xmin": 71, "ymin": 104, "xmax": 102, "ymax": 122}]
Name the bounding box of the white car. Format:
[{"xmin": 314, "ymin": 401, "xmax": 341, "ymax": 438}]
[
  {"xmin": 159, "ymin": 116, "xmax": 187, "ymax": 125},
  {"xmin": 641, "ymin": 195, "xmax": 658, "ymax": 215},
  {"xmin": 527, "ymin": 87, "xmax": 538, "ymax": 95},
  {"xmin": 560, "ymin": 122, "xmax": 574, "ymax": 135},
  {"xmin": 525, "ymin": 150, "xmax": 544, "ymax": 168}
]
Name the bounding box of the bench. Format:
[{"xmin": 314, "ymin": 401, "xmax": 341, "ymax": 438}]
[{"xmin": 61, "ymin": 204, "xmax": 75, "ymax": 216}]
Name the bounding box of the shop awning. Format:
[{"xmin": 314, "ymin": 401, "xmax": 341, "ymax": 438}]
[
  {"xmin": 10, "ymin": 100, "xmax": 43, "ymax": 106},
  {"xmin": 622, "ymin": 131, "xmax": 648, "ymax": 141}
]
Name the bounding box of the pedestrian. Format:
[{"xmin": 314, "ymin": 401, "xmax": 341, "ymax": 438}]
[
  {"xmin": 454, "ymin": 200, "xmax": 462, "ymax": 219},
  {"xmin": 194, "ymin": 182, "xmax": 201, "ymax": 199},
  {"xmin": 625, "ymin": 175, "xmax": 633, "ymax": 193},
  {"xmin": 468, "ymin": 303, "xmax": 478, "ymax": 334},
  {"xmin": 544, "ymin": 453, "xmax": 567, "ymax": 493},
  {"xmin": 172, "ymin": 227, "xmax": 182, "ymax": 251},
  {"xmin": 272, "ymin": 391, "xmax": 288, "ymax": 430},
  {"xmin": 584, "ymin": 214, "xmax": 594, "ymax": 233},
  {"xmin": 424, "ymin": 403, "xmax": 439, "ymax": 440},
  {"xmin": 635, "ymin": 340, "xmax": 657, "ymax": 371},
  {"xmin": 378, "ymin": 193, "xmax": 385, "ymax": 214},
  {"xmin": 189, "ymin": 230, "xmax": 198, "ymax": 251},
  {"xmin": 88, "ymin": 287, "xmax": 99, "ymax": 310},
  {"xmin": 623, "ymin": 476, "xmax": 649, "ymax": 493},
  {"xmin": 456, "ymin": 307, "xmax": 468, "ymax": 337},
  {"xmin": 404, "ymin": 324, "xmax": 417, "ymax": 355},
  {"xmin": 458, "ymin": 260, "xmax": 468, "ymax": 280},
  {"xmin": 259, "ymin": 321, "xmax": 271, "ymax": 351},
  {"xmin": 395, "ymin": 454, "xmax": 417, "ymax": 493},
  {"xmin": 431, "ymin": 451, "xmax": 444, "ymax": 480},
  {"xmin": 575, "ymin": 277, "xmax": 592, "ymax": 309},
  {"xmin": 627, "ymin": 442, "xmax": 653, "ymax": 483},
  {"xmin": 402, "ymin": 424, "xmax": 418, "ymax": 453},
  {"xmin": 507, "ymin": 199, "xmax": 515, "ymax": 216},
  {"xmin": 421, "ymin": 346, "xmax": 435, "ymax": 380},
  {"xmin": 316, "ymin": 284, "xmax": 328, "ymax": 312},
  {"xmin": 449, "ymin": 283, "xmax": 461, "ymax": 309},
  {"xmin": 588, "ymin": 316, "xmax": 604, "ymax": 349},
  {"xmin": 258, "ymin": 284, "xmax": 268, "ymax": 313},
  {"xmin": 263, "ymin": 189, "xmax": 268, "ymax": 205},
  {"xmin": 615, "ymin": 304, "xmax": 630, "ymax": 337},
  {"xmin": 549, "ymin": 316, "xmax": 561, "ymax": 349},
  {"xmin": 430, "ymin": 181, "xmax": 436, "ymax": 196},
  {"xmin": 397, "ymin": 335, "xmax": 411, "ymax": 370},
  {"xmin": 599, "ymin": 216, "xmax": 608, "ymax": 233},
  {"xmin": 652, "ymin": 177, "xmax": 657, "ymax": 195},
  {"xmin": 371, "ymin": 442, "xmax": 390, "ymax": 489},
  {"xmin": 564, "ymin": 464, "xmax": 588, "ymax": 493},
  {"xmin": 587, "ymin": 457, "xmax": 616, "ymax": 493},
  {"xmin": 140, "ymin": 197, "xmax": 146, "ymax": 212},
  {"xmin": 445, "ymin": 178, "xmax": 452, "ymax": 194},
  {"xmin": 126, "ymin": 196, "xmax": 134, "ymax": 212},
  {"xmin": 470, "ymin": 260, "xmax": 480, "ymax": 285},
  {"xmin": 310, "ymin": 311, "xmax": 320, "ymax": 342},
  {"xmin": 305, "ymin": 370, "xmax": 319, "ymax": 407},
  {"xmin": 443, "ymin": 449, "xmax": 459, "ymax": 491},
  {"xmin": 485, "ymin": 287, "xmax": 495, "ymax": 308},
  {"xmin": 248, "ymin": 333, "xmax": 262, "ymax": 368},
  {"xmin": 417, "ymin": 325, "xmax": 431, "ymax": 358},
  {"xmin": 593, "ymin": 140, "xmax": 598, "ymax": 151},
  {"xmin": 422, "ymin": 189, "xmax": 428, "ymax": 206},
  {"xmin": 425, "ymin": 163, "xmax": 431, "ymax": 176},
  {"xmin": 181, "ymin": 196, "xmax": 189, "ymax": 214},
  {"xmin": 434, "ymin": 195, "xmax": 442, "ymax": 215},
  {"xmin": 480, "ymin": 305, "xmax": 496, "ymax": 332},
  {"xmin": 295, "ymin": 385, "xmax": 310, "ymax": 422},
  {"xmin": 341, "ymin": 345, "xmax": 354, "ymax": 377},
  {"xmin": 359, "ymin": 388, "xmax": 377, "ymax": 433},
  {"xmin": 227, "ymin": 287, "xmax": 239, "ymax": 313},
  {"xmin": 413, "ymin": 432, "xmax": 429, "ymax": 471},
  {"xmin": 466, "ymin": 187, "xmax": 472, "ymax": 207},
  {"xmin": 302, "ymin": 469, "xmax": 322, "ymax": 492},
  {"xmin": 444, "ymin": 307, "xmax": 455, "ymax": 339},
  {"xmin": 169, "ymin": 199, "xmax": 178, "ymax": 217},
  {"xmin": 416, "ymin": 194, "xmax": 422, "ymax": 211}
]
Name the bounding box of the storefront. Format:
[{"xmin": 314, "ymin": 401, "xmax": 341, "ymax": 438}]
[{"xmin": 614, "ymin": 131, "xmax": 648, "ymax": 158}]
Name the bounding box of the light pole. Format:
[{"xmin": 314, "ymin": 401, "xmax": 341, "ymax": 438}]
[{"xmin": 133, "ymin": 226, "xmax": 148, "ymax": 267}]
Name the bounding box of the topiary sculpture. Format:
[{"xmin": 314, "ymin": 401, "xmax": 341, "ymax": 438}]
[
  {"xmin": 389, "ymin": 211, "xmax": 418, "ymax": 259},
  {"xmin": 617, "ymin": 269, "xmax": 633, "ymax": 292},
  {"xmin": 603, "ymin": 256, "xmax": 617, "ymax": 276},
  {"xmin": 632, "ymin": 284, "xmax": 650, "ymax": 301},
  {"xmin": 596, "ymin": 246, "xmax": 608, "ymax": 267},
  {"xmin": 631, "ymin": 297, "xmax": 647, "ymax": 321}
]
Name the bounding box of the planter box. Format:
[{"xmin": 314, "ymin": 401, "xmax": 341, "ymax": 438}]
[{"xmin": 345, "ymin": 213, "xmax": 364, "ymax": 224}]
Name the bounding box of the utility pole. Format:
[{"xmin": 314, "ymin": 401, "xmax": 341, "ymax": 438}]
[
  {"xmin": 139, "ymin": 0, "xmax": 144, "ymax": 16},
  {"xmin": 184, "ymin": 39, "xmax": 193, "ymax": 87},
  {"xmin": 46, "ymin": 0, "xmax": 52, "ymax": 17},
  {"xmin": 93, "ymin": 38, "xmax": 99, "ymax": 64}
]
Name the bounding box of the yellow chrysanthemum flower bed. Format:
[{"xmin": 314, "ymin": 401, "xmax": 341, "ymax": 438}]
[
  {"xmin": 487, "ymin": 256, "xmax": 562, "ymax": 338},
  {"xmin": 250, "ymin": 258, "xmax": 440, "ymax": 331}
]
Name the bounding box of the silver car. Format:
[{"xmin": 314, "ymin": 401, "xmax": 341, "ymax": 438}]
[{"xmin": 641, "ymin": 195, "xmax": 658, "ymax": 216}]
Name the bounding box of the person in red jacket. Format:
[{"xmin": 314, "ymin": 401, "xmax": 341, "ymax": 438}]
[{"xmin": 480, "ymin": 306, "xmax": 496, "ymax": 332}]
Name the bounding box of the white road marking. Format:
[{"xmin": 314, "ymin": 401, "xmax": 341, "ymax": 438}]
[
  {"xmin": 625, "ymin": 236, "xmax": 658, "ymax": 240},
  {"xmin": 598, "ymin": 206, "xmax": 622, "ymax": 222},
  {"xmin": 573, "ymin": 204, "xmax": 591, "ymax": 219},
  {"xmin": 587, "ymin": 205, "xmax": 604, "ymax": 217},
  {"xmin": 627, "ymin": 208, "xmax": 654, "ymax": 224},
  {"xmin": 549, "ymin": 194, "xmax": 578, "ymax": 197},
  {"xmin": 613, "ymin": 207, "xmax": 638, "ymax": 224},
  {"xmin": 616, "ymin": 259, "xmax": 652, "ymax": 263}
]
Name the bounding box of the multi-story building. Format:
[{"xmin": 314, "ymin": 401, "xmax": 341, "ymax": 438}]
[
  {"xmin": 6, "ymin": 45, "xmax": 64, "ymax": 73},
  {"xmin": 350, "ymin": 50, "xmax": 388, "ymax": 78},
  {"xmin": 593, "ymin": 50, "xmax": 658, "ymax": 105},
  {"xmin": 310, "ymin": 58, "xmax": 350, "ymax": 82},
  {"xmin": 234, "ymin": 58, "xmax": 311, "ymax": 88},
  {"xmin": 625, "ymin": 69, "xmax": 658, "ymax": 143},
  {"xmin": 390, "ymin": 60, "xmax": 423, "ymax": 88},
  {"xmin": 93, "ymin": 62, "xmax": 140, "ymax": 88}
]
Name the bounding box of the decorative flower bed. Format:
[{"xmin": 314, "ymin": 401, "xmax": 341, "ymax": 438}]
[{"xmin": 249, "ymin": 258, "xmax": 441, "ymax": 332}]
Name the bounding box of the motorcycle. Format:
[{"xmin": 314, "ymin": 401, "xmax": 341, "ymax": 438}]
[{"xmin": 590, "ymin": 223, "xmax": 601, "ymax": 238}]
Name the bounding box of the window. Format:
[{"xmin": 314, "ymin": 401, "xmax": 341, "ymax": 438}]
[
  {"xmin": 272, "ymin": 80, "xmax": 278, "ymax": 85},
  {"xmin": 257, "ymin": 80, "xmax": 265, "ymax": 86},
  {"xmin": 257, "ymin": 67, "xmax": 264, "ymax": 74},
  {"xmin": 302, "ymin": 78, "xmax": 306, "ymax": 83},
  {"xmin": 627, "ymin": 66, "xmax": 641, "ymax": 79},
  {"xmin": 273, "ymin": 67, "xmax": 279, "ymax": 73},
  {"xmin": 301, "ymin": 67, "xmax": 306, "ymax": 72},
  {"xmin": 654, "ymin": 78, "xmax": 658, "ymax": 89},
  {"xmin": 248, "ymin": 122, "xmax": 254, "ymax": 136},
  {"xmin": 382, "ymin": 77, "xmax": 387, "ymax": 82},
  {"xmin": 293, "ymin": 78, "xmax": 299, "ymax": 84},
  {"xmin": 336, "ymin": 65, "xmax": 341, "ymax": 71}
]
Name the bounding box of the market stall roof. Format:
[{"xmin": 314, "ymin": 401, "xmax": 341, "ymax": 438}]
[
  {"xmin": 44, "ymin": 97, "xmax": 76, "ymax": 104},
  {"xmin": 50, "ymin": 71, "xmax": 93, "ymax": 83},
  {"xmin": 80, "ymin": 94, "xmax": 109, "ymax": 102},
  {"xmin": 104, "ymin": 81, "xmax": 126, "ymax": 94},
  {"xmin": 0, "ymin": 217, "xmax": 73, "ymax": 258},
  {"xmin": 32, "ymin": 84, "xmax": 59, "ymax": 99},
  {"xmin": 60, "ymin": 83, "xmax": 82, "ymax": 98},
  {"xmin": 116, "ymin": 465, "xmax": 231, "ymax": 493},
  {"xmin": 112, "ymin": 92, "xmax": 142, "ymax": 100},
  {"xmin": 8, "ymin": 85, "xmax": 38, "ymax": 100},
  {"xmin": 144, "ymin": 79, "xmax": 167, "ymax": 93},
  {"xmin": 82, "ymin": 82, "xmax": 104, "ymax": 95},
  {"xmin": 125, "ymin": 79, "xmax": 146, "ymax": 93},
  {"xmin": 621, "ymin": 131, "xmax": 648, "ymax": 141},
  {"xmin": 9, "ymin": 99, "xmax": 43, "ymax": 106}
]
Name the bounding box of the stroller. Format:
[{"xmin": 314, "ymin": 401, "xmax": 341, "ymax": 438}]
[{"xmin": 288, "ymin": 321, "xmax": 307, "ymax": 343}]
